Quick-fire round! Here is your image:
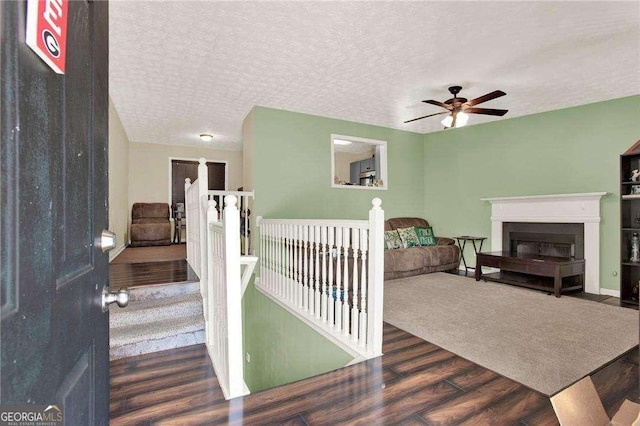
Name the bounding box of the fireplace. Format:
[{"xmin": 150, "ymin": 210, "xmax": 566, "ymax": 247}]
[
  {"xmin": 481, "ymin": 193, "xmax": 606, "ymax": 294},
  {"xmin": 503, "ymin": 223, "xmax": 584, "ymax": 259}
]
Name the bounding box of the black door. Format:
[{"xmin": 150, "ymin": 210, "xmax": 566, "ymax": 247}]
[
  {"xmin": 1, "ymin": 1, "xmax": 110, "ymax": 424},
  {"xmin": 171, "ymin": 159, "xmax": 226, "ymax": 209}
]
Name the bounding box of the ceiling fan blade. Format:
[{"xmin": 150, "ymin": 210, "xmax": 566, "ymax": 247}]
[
  {"xmin": 404, "ymin": 111, "xmax": 449, "ymax": 124},
  {"xmin": 465, "ymin": 107, "xmax": 509, "ymax": 116},
  {"xmin": 422, "ymin": 99, "xmax": 453, "ymax": 110},
  {"xmin": 465, "ymin": 90, "xmax": 506, "ymax": 107}
]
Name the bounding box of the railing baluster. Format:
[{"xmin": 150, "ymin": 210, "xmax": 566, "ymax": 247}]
[
  {"xmin": 360, "ymin": 228, "xmax": 368, "ymax": 348},
  {"xmin": 321, "ymin": 226, "xmax": 328, "ymax": 323},
  {"xmin": 308, "ymin": 225, "xmax": 313, "ymax": 313},
  {"xmin": 300, "ymin": 225, "xmax": 306, "ymax": 311},
  {"xmin": 335, "ymin": 228, "xmax": 342, "ymax": 331},
  {"xmin": 277, "ymin": 223, "xmax": 283, "ymax": 297},
  {"xmin": 297, "ymin": 225, "xmax": 303, "ymax": 308},
  {"xmin": 342, "ymin": 227, "xmax": 350, "ymax": 337},
  {"xmin": 328, "ymin": 227, "xmax": 335, "ymax": 328},
  {"xmin": 287, "ymin": 224, "xmax": 293, "ymax": 303},
  {"xmin": 352, "ymin": 229, "xmax": 360, "ymax": 342},
  {"xmin": 314, "ymin": 226, "xmax": 321, "ymax": 319}
]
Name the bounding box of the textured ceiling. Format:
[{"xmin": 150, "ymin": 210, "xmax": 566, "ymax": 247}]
[{"xmin": 109, "ymin": 1, "xmax": 640, "ymax": 151}]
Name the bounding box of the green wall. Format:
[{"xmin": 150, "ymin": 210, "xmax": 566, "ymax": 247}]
[
  {"xmin": 242, "ymin": 107, "xmax": 425, "ymax": 391},
  {"xmin": 423, "ymin": 96, "xmax": 640, "ymax": 291},
  {"xmin": 241, "ymin": 96, "xmax": 639, "ymax": 392},
  {"xmin": 251, "ymin": 106, "xmax": 425, "ymax": 220},
  {"xmin": 242, "ymin": 280, "xmax": 353, "ymax": 392}
]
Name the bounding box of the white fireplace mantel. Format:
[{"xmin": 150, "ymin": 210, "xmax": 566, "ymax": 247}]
[{"xmin": 481, "ymin": 192, "xmax": 607, "ymax": 294}]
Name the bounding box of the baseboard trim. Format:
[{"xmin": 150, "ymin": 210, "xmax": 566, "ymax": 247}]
[
  {"xmin": 599, "ymin": 288, "xmax": 620, "ymax": 298},
  {"xmin": 109, "ymin": 244, "xmax": 128, "ymax": 263}
]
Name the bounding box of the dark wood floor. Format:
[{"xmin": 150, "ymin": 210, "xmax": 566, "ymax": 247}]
[
  {"xmin": 110, "ymin": 244, "xmax": 195, "ymax": 288},
  {"xmin": 110, "ymin": 261, "xmax": 638, "ymax": 424},
  {"xmin": 110, "ymin": 259, "xmax": 197, "ymax": 288},
  {"xmin": 110, "ymin": 322, "xmax": 639, "ymax": 425}
]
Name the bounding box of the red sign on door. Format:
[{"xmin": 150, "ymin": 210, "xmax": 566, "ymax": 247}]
[{"xmin": 26, "ymin": 0, "xmax": 68, "ymax": 74}]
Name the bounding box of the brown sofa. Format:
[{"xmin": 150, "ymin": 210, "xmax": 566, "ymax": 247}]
[
  {"xmin": 384, "ymin": 217, "xmax": 460, "ymax": 280},
  {"xmin": 130, "ymin": 203, "xmax": 171, "ymax": 247}
]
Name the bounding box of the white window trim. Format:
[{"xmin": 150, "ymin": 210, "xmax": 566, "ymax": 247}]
[{"xmin": 330, "ymin": 134, "xmax": 388, "ymax": 191}]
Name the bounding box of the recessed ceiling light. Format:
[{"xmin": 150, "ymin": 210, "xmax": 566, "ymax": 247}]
[
  {"xmin": 200, "ymin": 133, "xmax": 214, "ymax": 142},
  {"xmin": 334, "ymin": 139, "xmax": 352, "ymax": 145}
]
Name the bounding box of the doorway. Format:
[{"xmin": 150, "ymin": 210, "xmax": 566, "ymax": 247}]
[{"xmin": 170, "ymin": 159, "xmax": 226, "ymax": 214}]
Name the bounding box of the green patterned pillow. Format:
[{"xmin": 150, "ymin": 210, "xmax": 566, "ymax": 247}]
[
  {"xmin": 384, "ymin": 230, "xmax": 402, "ymax": 250},
  {"xmin": 397, "ymin": 227, "xmax": 421, "ymax": 248},
  {"xmin": 414, "ymin": 226, "xmax": 437, "ymax": 246}
]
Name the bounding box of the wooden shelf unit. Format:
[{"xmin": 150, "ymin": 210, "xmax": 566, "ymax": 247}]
[{"xmin": 619, "ymin": 146, "xmax": 640, "ymax": 307}]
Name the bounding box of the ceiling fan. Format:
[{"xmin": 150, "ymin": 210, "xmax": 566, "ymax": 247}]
[{"xmin": 405, "ymin": 86, "xmax": 508, "ymax": 128}]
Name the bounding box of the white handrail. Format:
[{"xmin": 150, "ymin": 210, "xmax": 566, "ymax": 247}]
[
  {"xmin": 256, "ymin": 198, "xmax": 384, "ymax": 359},
  {"xmin": 256, "ymin": 218, "xmax": 369, "ymax": 229}
]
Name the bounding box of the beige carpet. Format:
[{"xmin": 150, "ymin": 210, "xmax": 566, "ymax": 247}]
[
  {"xmin": 384, "ymin": 272, "xmax": 639, "ymax": 396},
  {"xmin": 111, "ymin": 244, "xmax": 186, "ymax": 264}
]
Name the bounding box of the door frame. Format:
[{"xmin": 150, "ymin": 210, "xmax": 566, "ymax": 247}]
[{"xmin": 167, "ymin": 157, "xmax": 229, "ymax": 208}]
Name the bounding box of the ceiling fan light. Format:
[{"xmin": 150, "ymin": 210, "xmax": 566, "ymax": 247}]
[
  {"xmin": 457, "ymin": 111, "xmax": 469, "ymax": 127},
  {"xmin": 441, "ymin": 111, "xmax": 469, "ymax": 128},
  {"xmin": 200, "ymin": 133, "xmax": 214, "ymax": 142}
]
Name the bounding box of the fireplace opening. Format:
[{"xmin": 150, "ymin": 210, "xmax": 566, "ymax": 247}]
[{"xmin": 503, "ymin": 223, "xmax": 584, "ymax": 259}]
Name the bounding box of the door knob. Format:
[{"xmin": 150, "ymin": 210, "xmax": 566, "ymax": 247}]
[
  {"xmin": 102, "ymin": 286, "xmax": 129, "ymax": 312},
  {"xmin": 99, "ymin": 230, "xmax": 117, "ymax": 252}
]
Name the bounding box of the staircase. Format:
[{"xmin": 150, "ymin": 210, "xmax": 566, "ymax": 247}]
[{"xmin": 109, "ymin": 281, "xmax": 205, "ymax": 360}]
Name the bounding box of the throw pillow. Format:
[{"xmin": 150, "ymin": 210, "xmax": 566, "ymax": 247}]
[
  {"xmin": 414, "ymin": 226, "xmax": 437, "ymax": 246},
  {"xmin": 384, "ymin": 230, "xmax": 403, "ymax": 250},
  {"xmin": 397, "ymin": 227, "xmax": 421, "ymax": 248}
]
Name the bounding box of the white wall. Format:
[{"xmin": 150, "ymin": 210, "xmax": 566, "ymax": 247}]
[
  {"xmin": 128, "ymin": 142, "xmax": 243, "ymax": 227},
  {"xmin": 108, "ymin": 98, "xmax": 130, "ymax": 260}
]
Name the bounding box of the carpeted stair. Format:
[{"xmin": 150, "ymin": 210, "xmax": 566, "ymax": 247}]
[{"xmin": 109, "ymin": 281, "xmax": 205, "ymax": 360}]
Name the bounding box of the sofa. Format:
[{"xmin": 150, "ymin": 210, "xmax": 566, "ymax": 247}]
[
  {"xmin": 384, "ymin": 217, "xmax": 460, "ymax": 280},
  {"xmin": 130, "ymin": 203, "xmax": 171, "ymax": 247}
]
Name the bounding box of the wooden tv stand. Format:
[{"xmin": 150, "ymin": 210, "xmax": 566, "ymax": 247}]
[{"xmin": 475, "ymin": 251, "xmax": 585, "ymax": 297}]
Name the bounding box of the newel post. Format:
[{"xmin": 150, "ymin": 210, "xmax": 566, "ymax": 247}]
[
  {"xmin": 198, "ymin": 158, "xmax": 208, "ymax": 292},
  {"xmin": 367, "ymin": 197, "xmax": 384, "ymax": 357},
  {"xmin": 184, "ymin": 178, "xmax": 191, "ymax": 248},
  {"xmin": 223, "ymin": 195, "xmax": 244, "ymax": 395}
]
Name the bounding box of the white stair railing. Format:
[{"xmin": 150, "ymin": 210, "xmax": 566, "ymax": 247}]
[
  {"xmin": 256, "ymin": 198, "xmax": 384, "ymax": 359},
  {"xmin": 186, "ymin": 161, "xmax": 256, "ymax": 311},
  {"xmin": 206, "ymin": 195, "xmax": 252, "ymax": 400}
]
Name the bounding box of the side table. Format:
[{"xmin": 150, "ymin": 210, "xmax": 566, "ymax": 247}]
[
  {"xmin": 455, "ymin": 236, "xmax": 487, "ymax": 276},
  {"xmin": 173, "ymin": 218, "xmax": 182, "ymax": 244},
  {"xmin": 173, "ymin": 212, "xmax": 184, "ymax": 244}
]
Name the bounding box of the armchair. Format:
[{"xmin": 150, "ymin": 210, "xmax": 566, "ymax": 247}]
[{"xmin": 130, "ymin": 203, "xmax": 171, "ymax": 247}]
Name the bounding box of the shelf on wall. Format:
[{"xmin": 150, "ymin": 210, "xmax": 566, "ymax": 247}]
[
  {"xmin": 621, "ymin": 194, "xmax": 640, "ymax": 199},
  {"xmin": 622, "ymin": 262, "xmax": 640, "ymax": 267},
  {"xmin": 621, "ymin": 228, "xmax": 640, "ymax": 231}
]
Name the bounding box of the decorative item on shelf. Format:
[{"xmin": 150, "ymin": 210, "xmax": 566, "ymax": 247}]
[
  {"xmin": 634, "ymin": 216, "xmax": 640, "ymax": 225},
  {"xmin": 631, "ymin": 233, "xmax": 640, "ymax": 262},
  {"xmin": 631, "ymin": 169, "xmax": 640, "ymax": 182},
  {"xmin": 633, "ymin": 281, "xmax": 639, "ymax": 301},
  {"xmin": 631, "ymin": 185, "xmax": 640, "ymax": 194}
]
